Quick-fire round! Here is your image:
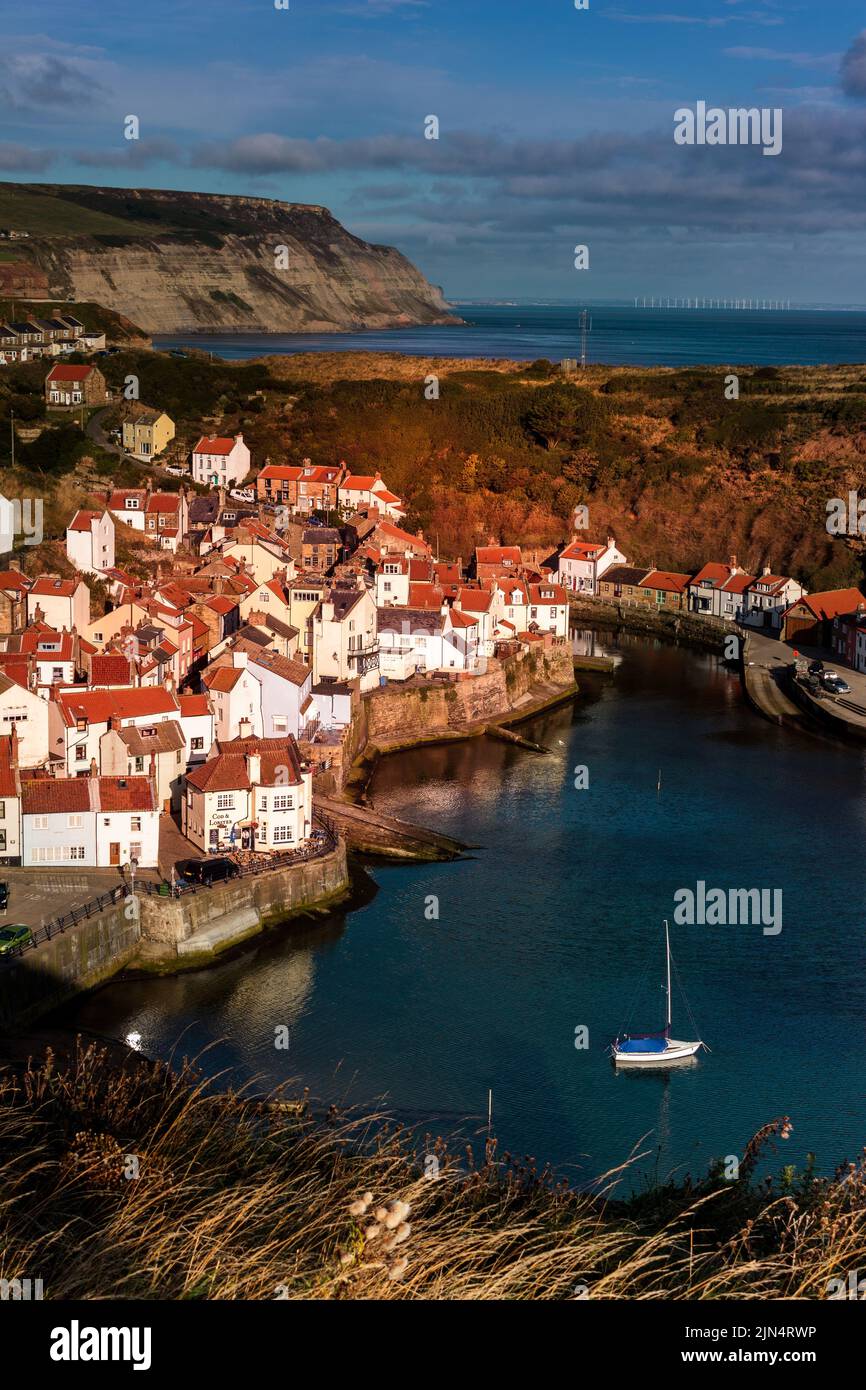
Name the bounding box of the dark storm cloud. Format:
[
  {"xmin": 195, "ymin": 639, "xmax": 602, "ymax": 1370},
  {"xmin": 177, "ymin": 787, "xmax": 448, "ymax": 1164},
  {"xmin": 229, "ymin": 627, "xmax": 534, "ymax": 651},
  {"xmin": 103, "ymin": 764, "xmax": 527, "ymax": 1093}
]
[{"xmin": 840, "ymin": 31, "xmax": 866, "ymax": 97}]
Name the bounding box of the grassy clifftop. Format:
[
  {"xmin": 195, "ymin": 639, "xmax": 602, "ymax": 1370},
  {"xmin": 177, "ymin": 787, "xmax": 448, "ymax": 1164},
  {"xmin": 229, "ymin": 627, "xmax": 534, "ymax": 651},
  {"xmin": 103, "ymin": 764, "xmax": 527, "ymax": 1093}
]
[{"xmin": 0, "ymin": 1041, "xmax": 862, "ymax": 1300}]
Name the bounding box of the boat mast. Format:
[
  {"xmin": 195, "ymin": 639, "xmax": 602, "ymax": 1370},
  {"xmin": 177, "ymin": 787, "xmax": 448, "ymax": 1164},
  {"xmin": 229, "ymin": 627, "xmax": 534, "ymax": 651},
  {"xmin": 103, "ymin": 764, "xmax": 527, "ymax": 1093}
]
[{"xmin": 664, "ymin": 919, "xmax": 672, "ymax": 1037}]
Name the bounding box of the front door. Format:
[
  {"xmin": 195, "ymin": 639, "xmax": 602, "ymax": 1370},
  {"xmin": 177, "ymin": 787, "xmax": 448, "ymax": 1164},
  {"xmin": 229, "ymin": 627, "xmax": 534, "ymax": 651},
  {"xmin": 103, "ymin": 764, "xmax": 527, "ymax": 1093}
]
[{"xmin": 109, "ymin": 842, "xmax": 120, "ymax": 866}]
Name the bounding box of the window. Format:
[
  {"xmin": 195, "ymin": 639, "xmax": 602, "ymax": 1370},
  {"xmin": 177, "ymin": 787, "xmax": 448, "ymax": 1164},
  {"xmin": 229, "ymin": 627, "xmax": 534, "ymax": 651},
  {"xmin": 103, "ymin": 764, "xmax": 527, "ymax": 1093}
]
[
  {"xmin": 272, "ymin": 717, "xmax": 288, "ymax": 735},
  {"xmin": 75, "ymin": 747, "xmax": 88, "ymax": 761},
  {"xmin": 68, "ymin": 814, "xmax": 83, "ymax": 829},
  {"xmin": 0, "ymin": 801, "xmax": 4, "ymax": 820},
  {"xmin": 130, "ymin": 842, "xmax": 142, "ymax": 861},
  {"xmin": 273, "ymin": 825, "xmax": 294, "ymax": 843},
  {"xmin": 131, "ymin": 817, "xmax": 141, "ymax": 833},
  {"xmin": 52, "ymin": 667, "xmax": 63, "ymax": 682},
  {"xmin": 273, "ymin": 794, "xmax": 294, "ymax": 810},
  {"xmin": 0, "ymin": 831, "xmax": 6, "ymax": 852},
  {"xmin": 134, "ymin": 757, "xmax": 144, "ymax": 772},
  {"xmin": 216, "ymin": 794, "xmax": 234, "ymax": 810},
  {"xmin": 191, "ymin": 737, "xmax": 204, "ymax": 751},
  {"xmin": 259, "ymin": 795, "xmax": 268, "ymax": 810},
  {"xmin": 33, "ymin": 816, "xmax": 48, "ymax": 830}
]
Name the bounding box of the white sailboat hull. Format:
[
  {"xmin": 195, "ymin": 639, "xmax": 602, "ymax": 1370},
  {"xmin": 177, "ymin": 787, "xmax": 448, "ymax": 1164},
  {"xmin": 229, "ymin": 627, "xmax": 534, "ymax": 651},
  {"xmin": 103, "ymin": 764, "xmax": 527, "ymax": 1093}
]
[{"xmin": 613, "ymin": 1039, "xmax": 703, "ymax": 1067}]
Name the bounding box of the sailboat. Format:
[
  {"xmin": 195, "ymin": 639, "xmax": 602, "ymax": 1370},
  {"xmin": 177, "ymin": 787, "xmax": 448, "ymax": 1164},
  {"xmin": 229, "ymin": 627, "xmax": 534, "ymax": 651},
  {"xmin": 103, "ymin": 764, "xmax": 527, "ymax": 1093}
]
[{"xmin": 611, "ymin": 921, "xmax": 704, "ymax": 1067}]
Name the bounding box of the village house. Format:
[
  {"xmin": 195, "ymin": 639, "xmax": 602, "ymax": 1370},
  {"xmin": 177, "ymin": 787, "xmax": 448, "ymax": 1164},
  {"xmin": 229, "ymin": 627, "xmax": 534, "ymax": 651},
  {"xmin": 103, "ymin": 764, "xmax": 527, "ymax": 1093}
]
[
  {"xmin": 144, "ymin": 491, "xmax": 189, "ymax": 552},
  {"xmin": 638, "ymin": 570, "xmax": 692, "ymax": 612},
  {"xmin": 302, "ymin": 527, "xmax": 341, "ymax": 573},
  {"xmin": 293, "ymin": 464, "xmax": 343, "ymax": 515},
  {"xmin": 783, "ymin": 588, "xmax": 866, "ymax": 648},
  {"xmin": 53, "ymin": 686, "xmax": 182, "ymax": 778},
  {"xmin": 256, "ymin": 463, "xmax": 303, "ymax": 507},
  {"xmin": 182, "ymin": 736, "xmax": 313, "ymax": 856},
  {"xmin": 202, "ymin": 656, "xmax": 264, "ymax": 742},
  {"xmin": 247, "ymin": 649, "xmax": 315, "ymax": 741},
  {"xmin": 375, "ymin": 555, "xmax": 412, "ymax": 607},
  {"xmin": 100, "ymin": 717, "xmax": 186, "ymax": 813},
  {"xmin": 26, "ymin": 576, "xmax": 90, "ymax": 634},
  {"xmin": 121, "ymin": 404, "xmax": 176, "ymax": 461},
  {"xmin": 44, "ymin": 363, "xmax": 107, "ymax": 408},
  {"xmin": 313, "ymin": 583, "xmax": 379, "ymax": 691},
  {"xmin": 742, "ymin": 570, "xmax": 806, "ymax": 633},
  {"xmin": 0, "ymin": 671, "xmax": 50, "ymax": 768},
  {"xmin": 0, "ymin": 568, "xmax": 30, "ymax": 633},
  {"xmin": 338, "ymin": 473, "xmax": 405, "ymax": 520},
  {"xmin": 377, "ymin": 604, "xmax": 481, "ymax": 678},
  {"xmin": 475, "ymin": 545, "xmax": 523, "ymax": 584},
  {"xmin": 597, "ymin": 565, "xmax": 653, "ymax": 604},
  {"xmin": 2, "ymin": 628, "xmax": 79, "ymax": 694},
  {"xmin": 20, "ymin": 774, "xmax": 159, "ymax": 868},
  {"xmin": 688, "ymin": 559, "xmax": 755, "ymax": 622},
  {"xmin": 558, "ymin": 537, "xmax": 626, "ymax": 596},
  {"xmin": 192, "ymin": 434, "xmax": 251, "ymax": 488},
  {"xmin": 66, "ymin": 509, "xmax": 115, "ymax": 577},
  {"xmin": 178, "ymin": 694, "xmax": 215, "ymax": 765},
  {"xmin": 107, "ymin": 488, "xmax": 148, "ymax": 533},
  {"xmin": 369, "ymin": 519, "xmax": 432, "ymax": 560},
  {"xmin": 528, "ymin": 582, "xmax": 569, "ymax": 638},
  {"xmin": 0, "ymin": 731, "xmax": 22, "ymax": 863}
]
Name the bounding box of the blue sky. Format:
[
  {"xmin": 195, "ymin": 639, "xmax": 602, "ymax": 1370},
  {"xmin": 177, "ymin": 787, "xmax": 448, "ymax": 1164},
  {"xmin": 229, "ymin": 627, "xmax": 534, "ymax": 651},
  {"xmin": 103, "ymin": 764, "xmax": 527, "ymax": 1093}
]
[{"xmin": 3, "ymin": 0, "xmax": 866, "ymax": 303}]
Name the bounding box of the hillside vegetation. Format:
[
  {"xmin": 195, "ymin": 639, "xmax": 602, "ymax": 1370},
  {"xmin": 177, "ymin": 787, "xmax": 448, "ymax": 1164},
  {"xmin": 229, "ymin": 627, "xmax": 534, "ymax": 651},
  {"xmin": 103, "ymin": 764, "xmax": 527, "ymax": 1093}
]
[
  {"xmin": 2, "ymin": 351, "xmax": 865, "ymax": 589},
  {"xmin": 0, "ymin": 1041, "xmax": 863, "ymax": 1300}
]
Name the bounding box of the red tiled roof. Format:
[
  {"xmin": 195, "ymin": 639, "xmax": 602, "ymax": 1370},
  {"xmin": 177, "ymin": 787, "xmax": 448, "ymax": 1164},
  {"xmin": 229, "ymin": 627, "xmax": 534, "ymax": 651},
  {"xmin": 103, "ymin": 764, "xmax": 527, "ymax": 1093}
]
[
  {"xmin": 29, "ymin": 576, "xmax": 82, "ymax": 598},
  {"xmin": 179, "ymin": 694, "xmax": 212, "ymax": 717},
  {"xmin": 476, "ymin": 546, "xmax": 522, "ymax": 566},
  {"xmin": 203, "ymin": 666, "xmax": 245, "ymax": 693},
  {"xmin": 529, "ymin": 583, "xmax": 567, "ymax": 604},
  {"xmin": 640, "ymin": 570, "xmax": 691, "ymax": 594},
  {"xmin": 57, "ymin": 686, "xmax": 179, "ymax": 728},
  {"xmin": 0, "ymin": 571, "xmax": 30, "ymax": 593},
  {"xmin": 194, "ymin": 436, "xmax": 237, "ymax": 456},
  {"xmin": 67, "ymin": 509, "xmax": 104, "ymax": 532},
  {"xmin": 90, "ymin": 653, "xmax": 134, "ymax": 686},
  {"xmin": 258, "ymin": 464, "xmax": 302, "ymax": 482},
  {"xmin": 46, "ymin": 364, "xmax": 96, "ymax": 381},
  {"xmin": 790, "ymin": 588, "xmax": 866, "ymax": 622},
  {"xmin": 560, "ymin": 540, "xmax": 606, "ymax": 562},
  {"xmin": 146, "ymin": 493, "xmax": 182, "ymax": 513}
]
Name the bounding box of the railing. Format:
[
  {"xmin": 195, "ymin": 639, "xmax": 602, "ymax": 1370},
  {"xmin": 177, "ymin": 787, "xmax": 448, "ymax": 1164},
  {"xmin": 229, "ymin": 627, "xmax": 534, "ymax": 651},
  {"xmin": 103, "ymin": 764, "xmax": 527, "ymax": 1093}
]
[
  {"xmin": 1, "ymin": 814, "xmax": 340, "ymax": 956},
  {"xmin": 1, "ymin": 884, "xmax": 128, "ymax": 961}
]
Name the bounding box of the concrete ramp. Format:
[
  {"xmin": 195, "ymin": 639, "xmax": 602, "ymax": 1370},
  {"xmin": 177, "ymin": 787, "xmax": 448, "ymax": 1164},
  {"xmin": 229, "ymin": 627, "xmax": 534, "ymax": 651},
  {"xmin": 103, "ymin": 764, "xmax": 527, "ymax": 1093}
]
[{"xmin": 177, "ymin": 907, "xmax": 260, "ymax": 957}]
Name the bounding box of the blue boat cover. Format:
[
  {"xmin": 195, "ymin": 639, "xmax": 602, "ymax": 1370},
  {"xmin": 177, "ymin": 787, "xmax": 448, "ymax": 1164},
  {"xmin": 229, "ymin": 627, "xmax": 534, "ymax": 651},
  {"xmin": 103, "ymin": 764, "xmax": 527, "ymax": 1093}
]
[{"xmin": 617, "ymin": 1037, "xmax": 668, "ymax": 1053}]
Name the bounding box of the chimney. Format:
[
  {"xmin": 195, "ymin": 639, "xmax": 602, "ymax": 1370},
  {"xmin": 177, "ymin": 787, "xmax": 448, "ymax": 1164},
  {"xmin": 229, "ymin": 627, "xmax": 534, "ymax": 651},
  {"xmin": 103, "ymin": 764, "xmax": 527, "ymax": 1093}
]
[
  {"xmin": 238, "ymin": 716, "xmax": 252, "ymax": 739},
  {"xmin": 763, "ymin": 565, "xmax": 771, "ymax": 576},
  {"xmin": 234, "ymin": 650, "xmax": 248, "ymax": 669},
  {"xmin": 729, "ymin": 554, "xmax": 738, "ymax": 571},
  {"xmin": 235, "ymin": 433, "xmax": 243, "ymax": 445},
  {"xmin": 607, "ymin": 534, "xmax": 616, "ymax": 548},
  {"xmin": 247, "ymin": 751, "xmax": 261, "ymax": 785},
  {"xmin": 9, "ymin": 723, "xmax": 18, "ymax": 768}
]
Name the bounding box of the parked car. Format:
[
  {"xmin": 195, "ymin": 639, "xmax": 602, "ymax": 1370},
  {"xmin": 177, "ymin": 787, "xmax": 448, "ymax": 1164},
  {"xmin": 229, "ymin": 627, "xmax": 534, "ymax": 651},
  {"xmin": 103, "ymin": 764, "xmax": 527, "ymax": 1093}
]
[
  {"xmin": 0, "ymin": 925, "xmax": 33, "ymax": 955},
  {"xmin": 176, "ymin": 857, "xmax": 240, "ymax": 886},
  {"xmin": 229, "ymin": 488, "xmax": 255, "ymax": 503},
  {"xmin": 820, "ymin": 671, "xmax": 850, "ymax": 694},
  {"xmin": 808, "ymin": 659, "xmax": 824, "ymax": 675},
  {"xmin": 0, "ymin": 881, "xmax": 8, "ymax": 910},
  {"xmin": 164, "ymin": 465, "xmax": 186, "ymax": 477}
]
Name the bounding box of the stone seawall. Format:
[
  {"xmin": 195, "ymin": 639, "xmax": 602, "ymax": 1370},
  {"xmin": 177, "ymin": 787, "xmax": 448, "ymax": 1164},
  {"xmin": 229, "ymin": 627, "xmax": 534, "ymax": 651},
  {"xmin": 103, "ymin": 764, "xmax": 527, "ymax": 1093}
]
[
  {"xmin": 360, "ymin": 643, "xmax": 576, "ymax": 748},
  {"xmin": 137, "ymin": 844, "xmax": 349, "ymax": 964},
  {"xmin": 0, "ymin": 906, "xmax": 141, "ymax": 1032},
  {"xmin": 0, "ymin": 846, "xmax": 350, "ymax": 1030},
  {"xmin": 568, "ymin": 598, "xmax": 736, "ymax": 652}
]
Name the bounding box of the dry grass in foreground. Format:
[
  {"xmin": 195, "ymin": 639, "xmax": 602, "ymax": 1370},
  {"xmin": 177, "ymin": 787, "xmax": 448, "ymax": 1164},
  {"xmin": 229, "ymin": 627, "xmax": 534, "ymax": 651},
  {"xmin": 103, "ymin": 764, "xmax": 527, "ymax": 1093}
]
[{"xmin": 0, "ymin": 1041, "xmax": 863, "ymax": 1301}]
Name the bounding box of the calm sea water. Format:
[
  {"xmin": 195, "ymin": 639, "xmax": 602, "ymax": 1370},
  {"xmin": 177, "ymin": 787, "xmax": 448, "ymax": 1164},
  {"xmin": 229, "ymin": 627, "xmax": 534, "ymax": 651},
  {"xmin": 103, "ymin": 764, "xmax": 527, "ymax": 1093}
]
[
  {"xmin": 58, "ymin": 637, "xmax": 866, "ymax": 1189},
  {"xmin": 155, "ymin": 303, "xmax": 866, "ymax": 368}
]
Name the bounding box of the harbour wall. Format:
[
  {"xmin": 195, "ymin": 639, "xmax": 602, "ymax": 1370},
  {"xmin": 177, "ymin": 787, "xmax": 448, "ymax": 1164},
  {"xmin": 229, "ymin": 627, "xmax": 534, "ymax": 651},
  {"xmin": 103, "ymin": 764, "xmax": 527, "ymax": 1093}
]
[{"xmin": 0, "ymin": 846, "xmax": 349, "ymax": 1030}]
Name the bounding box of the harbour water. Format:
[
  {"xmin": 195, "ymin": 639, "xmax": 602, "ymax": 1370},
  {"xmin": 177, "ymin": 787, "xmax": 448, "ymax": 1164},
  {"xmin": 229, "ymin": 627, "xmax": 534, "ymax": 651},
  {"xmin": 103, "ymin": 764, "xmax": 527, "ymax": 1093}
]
[
  {"xmin": 58, "ymin": 636, "xmax": 866, "ymax": 1189},
  {"xmin": 155, "ymin": 303, "xmax": 866, "ymax": 368}
]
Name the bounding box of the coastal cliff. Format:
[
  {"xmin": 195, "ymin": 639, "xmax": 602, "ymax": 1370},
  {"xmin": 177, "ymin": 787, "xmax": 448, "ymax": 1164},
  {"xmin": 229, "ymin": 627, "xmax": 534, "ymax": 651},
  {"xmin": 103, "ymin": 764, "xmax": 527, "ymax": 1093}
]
[{"xmin": 0, "ymin": 182, "xmax": 459, "ymax": 335}]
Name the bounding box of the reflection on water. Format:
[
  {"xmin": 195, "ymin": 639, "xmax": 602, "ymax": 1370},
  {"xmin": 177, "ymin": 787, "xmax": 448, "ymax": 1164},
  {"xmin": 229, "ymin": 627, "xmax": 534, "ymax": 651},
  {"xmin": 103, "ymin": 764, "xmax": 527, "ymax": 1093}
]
[{"xmin": 57, "ymin": 637, "xmax": 866, "ymax": 1188}]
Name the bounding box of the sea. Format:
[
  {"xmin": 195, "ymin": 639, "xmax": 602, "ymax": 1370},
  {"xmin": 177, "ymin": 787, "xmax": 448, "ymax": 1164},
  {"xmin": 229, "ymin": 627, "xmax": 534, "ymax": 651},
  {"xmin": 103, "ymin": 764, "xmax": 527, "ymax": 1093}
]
[
  {"xmin": 56, "ymin": 635, "xmax": 866, "ymax": 1191},
  {"xmin": 154, "ymin": 302, "xmax": 866, "ymax": 369}
]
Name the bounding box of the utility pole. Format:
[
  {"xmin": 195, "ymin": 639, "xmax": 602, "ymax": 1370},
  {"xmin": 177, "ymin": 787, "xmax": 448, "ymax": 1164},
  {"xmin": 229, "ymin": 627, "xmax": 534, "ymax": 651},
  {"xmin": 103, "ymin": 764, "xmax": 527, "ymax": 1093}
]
[{"xmin": 579, "ymin": 309, "xmax": 591, "ymax": 369}]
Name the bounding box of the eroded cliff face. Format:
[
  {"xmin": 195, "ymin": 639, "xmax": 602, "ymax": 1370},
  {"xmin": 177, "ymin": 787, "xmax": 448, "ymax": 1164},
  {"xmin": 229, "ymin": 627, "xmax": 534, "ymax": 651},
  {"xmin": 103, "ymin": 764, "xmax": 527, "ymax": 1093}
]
[{"xmin": 22, "ymin": 188, "xmax": 458, "ymax": 335}]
